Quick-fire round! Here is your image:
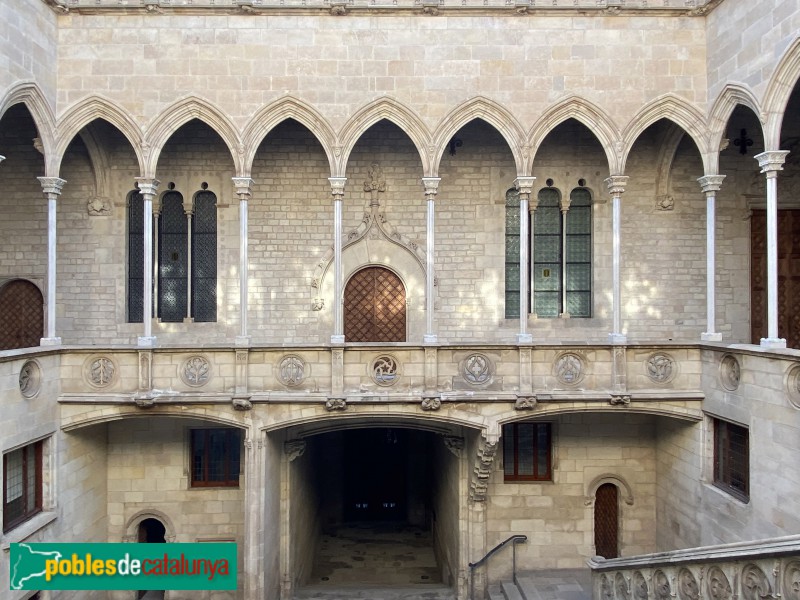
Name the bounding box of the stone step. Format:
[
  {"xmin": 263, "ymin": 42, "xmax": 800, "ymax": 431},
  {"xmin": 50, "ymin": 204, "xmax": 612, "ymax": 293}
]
[
  {"xmin": 501, "ymin": 580, "xmax": 524, "ymax": 600},
  {"xmin": 516, "ymin": 569, "xmax": 592, "ymax": 600},
  {"xmin": 294, "ymin": 584, "xmax": 456, "ymax": 600}
]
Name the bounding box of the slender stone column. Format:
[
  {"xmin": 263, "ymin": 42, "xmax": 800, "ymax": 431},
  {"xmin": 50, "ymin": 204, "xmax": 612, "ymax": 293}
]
[
  {"xmin": 514, "ymin": 177, "xmax": 536, "ymax": 342},
  {"xmin": 559, "ymin": 190, "xmax": 573, "ymax": 318},
  {"xmin": 698, "ymin": 175, "xmax": 726, "ymax": 342},
  {"xmin": 135, "ymin": 178, "xmax": 160, "ymax": 347},
  {"xmin": 422, "ymin": 177, "xmax": 440, "ymax": 343},
  {"xmin": 755, "ymin": 151, "xmax": 790, "ymax": 349},
  {"xmin": 243, "ymin": 429, "xmax": 265, "ymax": 600},
  {"xmin": 605, "ymin": 176, "xmax": 628, "ymax": 344},
  {"xmin": 184, "ymin": 203, "xmax": 194, "ymax": 322},
  {"xmin": 37, "ymin": 177, "xmax": 66, "ymax": 346},
  {"xmin": 329, "ymin": 177, "xmax": 347, "ymax": 344},
  {"xmin": 151, "ymin": 196, "xmax": 161, "ymax": 324},
  {"xmin": 233, "ymin": 177, "xmax": 253, "ymax": 346}
]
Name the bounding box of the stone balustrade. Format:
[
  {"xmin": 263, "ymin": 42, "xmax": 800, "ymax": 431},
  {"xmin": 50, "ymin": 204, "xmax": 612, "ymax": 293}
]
[{"xmin": 588, "ymin": 535, "xmax": 800, "ymax": 600}]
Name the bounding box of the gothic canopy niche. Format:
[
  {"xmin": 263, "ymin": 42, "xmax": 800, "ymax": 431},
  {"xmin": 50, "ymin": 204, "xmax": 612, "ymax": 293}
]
[{"xmin": 312, "ymin": 161, "xmax": 431, "ymax": 341}]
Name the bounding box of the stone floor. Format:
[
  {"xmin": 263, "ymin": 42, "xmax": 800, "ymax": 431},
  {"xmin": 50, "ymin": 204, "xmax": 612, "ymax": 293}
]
[{"xmin": 489, "ymin": 569, "xmax": 592, "ymax": 600}]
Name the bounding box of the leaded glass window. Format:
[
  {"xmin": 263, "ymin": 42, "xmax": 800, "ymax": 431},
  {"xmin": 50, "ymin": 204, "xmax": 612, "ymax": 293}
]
[
  {"xmin": 192, "ymin": 190, "xmax": 217, "ymax": 322},
  {"xmin": 565, "ymin": 188, "xmax": 592, "ymax": 317},
  {"xmin": 505, "ymin": 188, "xmax": 522, "ymax": 319},
  {"xmin": 502, "ymin": 422, "xmax": 552, "ymax": 482},
  {"xmin": 127, "ymin": 191, "xmax": 144, "ymax": 323},
  {"xmin": 158, "ymin": 191, "xmax": 188, "ymax": 322},
  {"xmin": 190, "ymin": 428, "xmax": 241, "ymax": 488},
  {"xmin": 533, "ymin": 188, "xmax": 562, "ymax": 317}
]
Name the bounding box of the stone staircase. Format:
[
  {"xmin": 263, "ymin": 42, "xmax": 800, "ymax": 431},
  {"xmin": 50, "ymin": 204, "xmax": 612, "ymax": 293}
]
[{"xmin": 488, "ymin": 569, "xmax": 592, "ymax": 600}]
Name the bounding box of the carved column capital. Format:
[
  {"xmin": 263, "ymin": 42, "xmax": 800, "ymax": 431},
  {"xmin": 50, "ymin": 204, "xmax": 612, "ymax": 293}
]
[
  {"xmin": 135, "ymin": 177, "xmax": 161, "ymax": 199},
  {"xmin": 422, "ymin": 177, "xmax": 441, "ymax": 199},
  {"xmin": 232, "ymin": 176, "xmax": 254, "ymax": 198},
  {"xmin": 697, "ymin": 174, "xmax": 726, "ymax": 195},
  {"xmin": 329, "ymin": 177, "xmax": 347, "ymax": 198},
  {"xmin": 514, "ymin": 176, "xmax": 536, "ymax": 199},
  {"xmin": 37, "ymin": 177, "xmax": 66, "ymax": 197},
  {"xmin": 755, "ymin": 150, "xmax": 790, "ymax": 176},
  {"xmin": 604, "ymin": 175, "xmax": 629, "ymax": 197},
  {"xmin": 284, "ymin": 440, "xmax": 306, "ymax": 462}
]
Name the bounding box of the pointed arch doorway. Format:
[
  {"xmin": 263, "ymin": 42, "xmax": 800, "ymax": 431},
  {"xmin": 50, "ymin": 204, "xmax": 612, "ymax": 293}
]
[
  {"xmin": 344, "ymin": 266, "xmax": 406, "ymax": 342},
  {"xmin": 594, "ymin": 483, "xmax": 619, "ymax": 559}
]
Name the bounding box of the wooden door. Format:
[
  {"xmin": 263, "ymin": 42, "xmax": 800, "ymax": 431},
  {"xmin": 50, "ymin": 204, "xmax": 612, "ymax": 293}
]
[
  {"xmin": 344, "ymin": 267, "xmax": 406, "ymax": 342},
  {"xmin": 0, "ymin": 280, "xmax": 43, "ymax": 350},
  {"xmin": 594, "ymin": 483, "xmax": 619, "ymax": 559},
  {"xmin": 751, "ymin": 210, "xmax": 800, "ymax": 348}
]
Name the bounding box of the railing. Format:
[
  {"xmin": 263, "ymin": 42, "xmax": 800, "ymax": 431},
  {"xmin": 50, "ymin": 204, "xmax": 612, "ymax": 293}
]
[
  {"xmin": 469, "ymin": 534, "xmax": 527, "ymax": 600},
  {"xmin": 587, "ymin": 535, "xmax": 800, "ymax": 600}
]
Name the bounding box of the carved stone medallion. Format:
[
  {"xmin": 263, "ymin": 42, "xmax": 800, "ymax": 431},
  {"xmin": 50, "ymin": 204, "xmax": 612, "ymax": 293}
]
[
  {"xmin": 719, "ymin": 354, "xmax": 741, "ymax": 391},
  {"xmin": 646, "ymin": 352, "xmax": 675, "ymax": 383},
  {"xmin": 181, "ymin": 355, "xmax": 211, "ymax": 387},
  {"xmin": 653, "ymin": 570, "xmax": 672, "ymax": 600},
  {"xmin": 787, "ymin": 364, "xmax": 800, "ymax": 409},
  {"xmin": 707, "ymin": 566, "xmax": 732, "ymax": 600},
  {"xmin": 371, "ymin": 355, "xmax": 399, "ymax": 386},
  {"xmin": 463, "ymin": 353, "xmax": 491, "ymax": 384},
  {"xmin": 678, "ymin": 568, "xmax": 700, "ymax": 600},
  {"xmin": 278, "ymin": 355, "xmax": 306, "ymax": 387},
  {"xmin": 741, "ymin": 564, "xmax": 771, "ymax": 600},
  {"xmin": 19, "ymin": 360, "xmax": 41, "ymax": 398},
  {"xmin": 86, "ymin": 356, "xmax": 117, "ymax": 388},
  {"xmin": 554, "ymin": 352, "xmax": 585, "ymax": 386}
]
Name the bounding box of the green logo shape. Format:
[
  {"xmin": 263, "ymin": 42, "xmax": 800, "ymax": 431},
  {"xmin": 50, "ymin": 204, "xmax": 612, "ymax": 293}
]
[{"xmin": 10, "ymin": 543, "xmax": 237, "ymax": 591}]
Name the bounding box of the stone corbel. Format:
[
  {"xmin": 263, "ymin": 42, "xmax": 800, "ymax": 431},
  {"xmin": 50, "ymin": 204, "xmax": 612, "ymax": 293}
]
[
  {"xmin": 284, "ymin": 440, "xmax": 306, "ymax": 462},
  {"xmin": 514, "ymin": 395, "xmax": 537, "ymax": 410},
  {"xmin": 232, "ymin": 396, "xmax": 252, "ymax": 411},
  {"xmin": 469, "ymin": 437, "xmax": 499, "ymax": 502},
  {"xmin": 421, "ymin": 395, "xmax": 441, "ymax": 411},
  {"xmin": 443, "ymin": 436, "xmax": 464, "ymax": 457},
  {"xmin": 133, "ymin": 393, "xmax": 155, "ymax": 408},
  {"xmin": 609, "ymin": 394, "xmax": 631, "ymax": 406},
  {"xmin": 330, "ymin": 1, "xmax": 347, "ymax": 15},
  {"xmin": 325, "ymin": 397, "xmax": 347, "ymax": 411}
]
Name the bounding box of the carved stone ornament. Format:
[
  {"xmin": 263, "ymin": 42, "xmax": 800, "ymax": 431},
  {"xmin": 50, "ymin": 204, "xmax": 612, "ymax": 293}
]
[
  {"xmin": 678, "ymin": 568, "xmax": 700, "ymax": 600},
  {"xmin": 87, "ymin": 196, "xmax": 113, "ymax": 216},
  {"xmin": 707, "ymin": 566, "xmax": 732, "ymax": 600},
  {"xmin": 632, "ymin": 571, "xmax": 648, "ymax": 600},
  {"xmin": 278, "ymin": 355, "xmax": 306, "ymax": 387},
  {"xmin": 312, "ymin": 298, "xmax": 324, "ymax": 311},
  {"xmin": 554, "ymin": 352, "xmax": 585, "ymax": 386},
  {"xmin": 469, "ymin": 439, "xmax": 498, "ymax": 502},
  {"xmin": 134, "ymin": 393, "xmax": 156, "ymax": 408},
  {"xmin": 741, "ymin": 564, "xmax": 771, "ymax": 600},
  {"xmin": 646, "ymin": 352, "xmax": 675, "ymax": 384},
  {"xmin": 232, "ymin": 396, "xmax": 252, "ymax": 411},
  {"xmin": 783, "ymin": 560, "xmax": 800, "ymax": 600},
  {"xmin": 463, "ymin": 353, "xmax": 491, "ymax": 385},
  {"xmin": 443, "ymin": 436, "xmax": 464, "ymax": 457},
  {"xmin": 181, "ymin": 355, "xmax": 211, "ymax": 387},
  {"xmin": 600, "ymin": 574, "xmax": 613, "ymax": 600},
  {"xmin": 653, "ymin": 570, "xmax": 672, "ymax": 600},
  {"xmin": 325, "ymin": 397, "xmax": 347, "ymax": 411},
  {"xmin": 86, "ymin": 356, "xmax": 116, "ymax": 388},
  {"xmin": 19, "ymin": 360, "xmax": 41, "ymax": 398},
  {"xmin": 787, "ymin": 364, "xmax": 800, "ymax": 409},
  {"xmin": 609, "ymin": 394, "xmax": 631, "ymax": 406},
  {"xmin": 656, "ymin": 194, "xmax": 675, "ymax": 211},
  {"xmin": 421, "ymin": 395, "xmax": 441, "ymax": 411},
  {"xmin": 720, "ymin": 354, "xmax": 741, "ymax": 391},
  {"xmin": 371, "ymin": 355, "xmax": 399, "ymax": 386},
  {"xmin": 615, "ymin": 572, "xmax": 631, "ymax": 600},
  {"xmin": 515, "ymin": 395, "xmax": 537, "ymax": 410},
  {"xmin": 284, "ymin": 440, "xmax": 306, "ymax": 462}
]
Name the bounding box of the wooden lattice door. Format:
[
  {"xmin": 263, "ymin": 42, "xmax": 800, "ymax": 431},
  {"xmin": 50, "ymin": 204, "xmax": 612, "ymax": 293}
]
[
  {"xmin": 344, "ymin": 267, "xmax": 406, "ymax": 342},
  {"xmin": 751, "ymin": 210, "xmax": 800, "ymax": 348},
  {"xmin": 0, "ymin": 280, "xmax": 43, "ymax": 350},
  {"xmin": 594, "ymin": 483, "xmax": 619, "ymax": 559}
]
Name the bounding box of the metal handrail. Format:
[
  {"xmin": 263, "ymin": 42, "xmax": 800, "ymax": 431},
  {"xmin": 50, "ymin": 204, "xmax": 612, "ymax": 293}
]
[{"xmin": 468, "ymin": 534, "xmax": 527, "ymax": 600}]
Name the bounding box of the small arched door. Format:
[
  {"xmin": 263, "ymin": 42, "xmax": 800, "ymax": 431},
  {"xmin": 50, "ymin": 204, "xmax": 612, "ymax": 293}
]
[
  {"xmin": 594, "ymin": 483, "xmax": 619, "ymax": 559},
  {"xmin": 0, "ymin": 279, "xmax": 43, "ymax": 350},
  {"xmin": 344, "ymin": 266, "xmax": 406, "ymax": 342},
  {"xmin": 137, "ymin": 519, "xmax": 166, "ymax": 599}
]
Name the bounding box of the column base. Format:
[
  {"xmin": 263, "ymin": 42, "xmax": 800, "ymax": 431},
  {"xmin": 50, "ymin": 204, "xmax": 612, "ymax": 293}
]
[
  {"xmin": 701, "ymin": 332, "xmax": 723, "ymax": 342},
  {"xmin": 423, "ymin": 334, "xmax": 438, "ymax": 344},
  {"xmin": 137, "ymin": 336, "xmax": 158, "ymax": 348},
  {"xmin": 608, "ymin": 333, "xmax": 627, "ymax": 344},
  {"xmin": 330, "ymin": 335, "xmax": 345, "ymax": 345},
  {"xmin": 40, "ymin": 337, "xmax": 62, "ymax": 346},
  {"xmin": 235, "ymin": 335, "xmax": 251, "ymax": 347},
  {"xmin": 760, "ymin": 337, "xmax": 787, "ymax": 350},
  {"xmin": 516, "ymin": 333, "xmax": 533, "ymax": 344}
]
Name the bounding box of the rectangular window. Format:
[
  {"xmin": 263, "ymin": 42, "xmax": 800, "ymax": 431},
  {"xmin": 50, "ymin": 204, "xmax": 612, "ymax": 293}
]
[
  {"xmin": 3, "ymin": 441, "xmax": 43, "ymax": 533},
  {"xmin": 502, "ymin": 422, "xmax": 552, "ymax": 482},
  {"xmin": 190, "ymin": 429, "xmax": 241, "ymax": 488},
  {"xmin": 713, "ymin": 418, "xmax": 749, "ymax": 501}
]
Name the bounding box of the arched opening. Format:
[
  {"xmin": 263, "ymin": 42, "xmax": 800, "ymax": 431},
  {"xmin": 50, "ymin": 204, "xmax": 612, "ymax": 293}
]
[
  {"xmin": 137, "ymin": 518, "xmax": 166, "ymax": 600},
  {"xmin": 594, "ymin": 483, "xmax": 619, "ymax": 559},
  {"xmin": 0, "ymin": 279, "xmax": 43, "ymax": 350},
  {"xmin": 344, "ymin": 266, "xmax": 407, "ymax": 342}
]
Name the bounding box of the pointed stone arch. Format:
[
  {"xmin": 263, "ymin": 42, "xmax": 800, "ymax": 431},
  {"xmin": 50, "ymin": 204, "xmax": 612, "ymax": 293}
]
[
  {"xmin": 242, "ymin": 96, "xmax": 337, "ymax": 176},
  {"xmin": 706, "ymin": 84, "xmax": 765, "ymax": 174},
  {"xmin": 431, "ymin": 96, "xmax": 525, "ymax": 176},
  {"xmin": 53, "ymin": 95, "xmax": 145, "ymax": 175},
  {"xmin": 527, "ymin": 95, "xmax": 621, "ymax": 174},
  {"xmin": 337, "ymin": 97, "xmax": 431, "ymax": 177},
  {"xmin": 143, "ymin": 96, "xmax": 242, "ymax": 177},
  {"xmin": 620, "ymin": 94, "xmax": 709, "ymax": 174},
  {"xmin": 0, "ymin": 82, "xmax": 57, "ymax": 175},
  {"xmin": 763, "ymin": 38, "xmax": 800, "ymax": 149}
]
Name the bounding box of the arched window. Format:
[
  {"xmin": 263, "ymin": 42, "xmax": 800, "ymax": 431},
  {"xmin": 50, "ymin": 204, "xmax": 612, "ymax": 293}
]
[
  {"xmin": 504, "ymin": 188, "xmax": 523, "ymax": 319},
  {"xmin": 594, "ymin": 482, "xmax": 619, "ymax": 559},
  {"xmin": 344, "ymin": 266, "xmax": 406, "ymax": 342},
  {"xmin": 565, "ymin": 187, "xmax": 592, "ymax": 317},
  {"xmin": 0, "ymin": 279, "xmax": 44, "ymax": 350},
  {"xmin": 192, "ymin": 190, "xmax": 217, "ymax": 322},
  {"xmin": 158, "ymin": 191, "xmax": 188, "ymax": 323},
  {"xmin": 533, "ymin": 188, "xmax": 562, "ymax": 317}
]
